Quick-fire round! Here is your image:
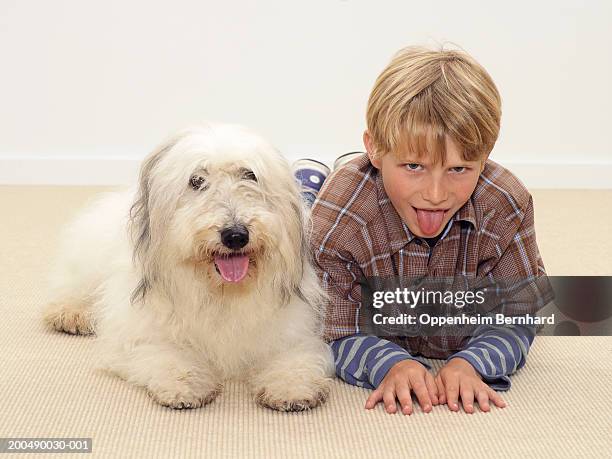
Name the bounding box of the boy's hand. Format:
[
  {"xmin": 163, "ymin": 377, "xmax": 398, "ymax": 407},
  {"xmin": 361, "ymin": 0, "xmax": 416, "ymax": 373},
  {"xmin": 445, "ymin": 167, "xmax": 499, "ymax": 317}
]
[
  {"xmin": 435, "ymin": 357, "xmax": 507, "ymax": 413},
  {"xmin": 365, "ymin": 359, "xmax": 438, "ymax": 415}
]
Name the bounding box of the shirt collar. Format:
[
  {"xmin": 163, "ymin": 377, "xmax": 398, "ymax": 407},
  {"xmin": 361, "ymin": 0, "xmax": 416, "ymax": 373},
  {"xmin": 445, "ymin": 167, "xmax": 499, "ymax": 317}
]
[
  {"xmin": 453, "ymin": 196, "xmax": 478, "ymax": 230},
  {"xmin": 374, "ymin": 168, "xmax": 478, "ymax": 254}
]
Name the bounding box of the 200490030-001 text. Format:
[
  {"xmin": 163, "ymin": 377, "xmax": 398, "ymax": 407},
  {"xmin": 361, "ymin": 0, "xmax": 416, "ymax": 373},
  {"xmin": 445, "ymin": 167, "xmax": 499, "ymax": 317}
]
[{"xmin": 0, "ymin": 438, "xmax": 92, "ymax": 453}]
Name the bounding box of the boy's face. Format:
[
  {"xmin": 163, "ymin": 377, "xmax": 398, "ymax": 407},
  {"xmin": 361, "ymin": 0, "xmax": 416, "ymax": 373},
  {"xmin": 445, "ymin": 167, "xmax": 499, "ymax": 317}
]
[{"xmin": 364, "ymin": 131, "xmax": 485, "ymax": 238}]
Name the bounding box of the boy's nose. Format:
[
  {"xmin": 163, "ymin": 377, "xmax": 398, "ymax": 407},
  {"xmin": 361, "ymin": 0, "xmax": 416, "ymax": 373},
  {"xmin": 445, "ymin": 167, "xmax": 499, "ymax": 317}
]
[{"xmin": 423, "ymin": 181, "xmax": 448, "ymax": 205}]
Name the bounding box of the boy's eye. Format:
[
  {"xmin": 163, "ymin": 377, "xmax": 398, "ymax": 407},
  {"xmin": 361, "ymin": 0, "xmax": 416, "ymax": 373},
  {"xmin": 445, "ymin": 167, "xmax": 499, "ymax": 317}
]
[
  {"xmin": 450, "ymin": 167, "xmax": 466, "ymax": 173},
  {"xmin": 405, "ymin": 163, "xmax": 422, "ymax": 171}
]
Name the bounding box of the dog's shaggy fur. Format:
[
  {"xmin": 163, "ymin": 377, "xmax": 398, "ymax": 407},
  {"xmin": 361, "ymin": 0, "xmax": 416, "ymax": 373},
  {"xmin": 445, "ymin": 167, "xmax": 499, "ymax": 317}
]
[{"xmin": 42, "ymin": 123, "xmax": 334, "ymax": 411}]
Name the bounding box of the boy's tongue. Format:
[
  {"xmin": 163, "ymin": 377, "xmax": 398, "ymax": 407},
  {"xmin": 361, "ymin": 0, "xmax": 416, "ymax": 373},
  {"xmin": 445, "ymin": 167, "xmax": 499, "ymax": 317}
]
[
  {"xmin": 214, "ymin": 254, "xmax": 250, "ymax": 282},
  {"xmin": 415, "ymin": 208, "xmax": 445, "ymax": 236}
]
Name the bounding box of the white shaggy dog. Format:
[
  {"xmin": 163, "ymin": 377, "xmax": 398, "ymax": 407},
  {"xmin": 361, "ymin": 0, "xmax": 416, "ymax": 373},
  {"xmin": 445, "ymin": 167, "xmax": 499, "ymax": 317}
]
[{"xmin": 42, "ymin": 123, "xmax": 334, "ymax": 411}]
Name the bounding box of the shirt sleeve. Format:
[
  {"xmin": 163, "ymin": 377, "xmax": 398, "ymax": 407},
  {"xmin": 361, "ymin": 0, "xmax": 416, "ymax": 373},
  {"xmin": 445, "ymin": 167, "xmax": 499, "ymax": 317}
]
[
  {"xmin": 331, "ymin": 334, "xmax": 432, "ymax": 389},
  {"xmin": 447, "ymin": 324, "xmax": 535, "ymax": 391},
  {"xmin": 452, "ymin": 194, "xmax": 554, "ymax": 391},
  {"xmin": 312, "ymin": 244, "xmax": 365, "ymax": 342},
  {"xmin": 477, "ymin": 194, "xmax": 554, "ymax": 310}
]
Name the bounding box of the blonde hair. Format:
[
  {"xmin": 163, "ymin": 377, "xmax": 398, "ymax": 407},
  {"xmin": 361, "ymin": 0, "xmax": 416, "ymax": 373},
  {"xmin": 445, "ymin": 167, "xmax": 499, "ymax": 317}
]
[{"xmin": 366, "ymin": 46, "xmax": 501, "ymax": 163}]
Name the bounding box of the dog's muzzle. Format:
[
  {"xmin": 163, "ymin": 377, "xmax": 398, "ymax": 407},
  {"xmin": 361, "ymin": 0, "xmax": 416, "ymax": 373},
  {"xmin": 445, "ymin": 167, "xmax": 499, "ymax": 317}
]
[{"xmin": 214, "ymin": 225, "xmax": 252, "ymax": 283}]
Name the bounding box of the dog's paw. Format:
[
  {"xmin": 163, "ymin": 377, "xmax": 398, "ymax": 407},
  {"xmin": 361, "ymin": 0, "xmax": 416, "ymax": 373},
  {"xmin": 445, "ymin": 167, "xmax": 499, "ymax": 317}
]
[
  {"xmin": 147, "ymin": 387, "xmax": 220, "ymax": 410},
  {"xmin": 254, "ymin": 379, "xmax": 331, "ymax": 412},
  {"xmin": 147, "ymin": 375, "xmax": 221, "ymax": 410},
  {"xmin": 43, "ymin": 302, "xmax": 95, "ymax": 335}
]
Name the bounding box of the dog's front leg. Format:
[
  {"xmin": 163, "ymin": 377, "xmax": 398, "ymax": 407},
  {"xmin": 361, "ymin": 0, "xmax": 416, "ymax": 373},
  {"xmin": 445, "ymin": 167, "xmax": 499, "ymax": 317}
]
[
  {"xmin": 103, "ymin": 340, "xmax": 222, "ymax": 410},
  {"xmin": 249, "ymin": 340, "xmax": 334, "ymax": 412}
]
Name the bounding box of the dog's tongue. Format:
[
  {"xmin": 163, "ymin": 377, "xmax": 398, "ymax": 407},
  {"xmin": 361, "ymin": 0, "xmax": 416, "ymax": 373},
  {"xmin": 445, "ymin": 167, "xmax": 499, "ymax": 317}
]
[
  {"xmin": 214, "ymin": 254, "xmax": 250, "ymax": 283},
  {"xmin": 415, "ymin": 209, "xmax": 445, "ymax": 236}
]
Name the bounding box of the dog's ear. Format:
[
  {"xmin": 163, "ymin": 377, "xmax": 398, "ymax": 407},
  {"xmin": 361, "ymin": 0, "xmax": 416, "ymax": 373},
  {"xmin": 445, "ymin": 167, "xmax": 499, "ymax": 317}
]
[
  {"xmin": 293, "ymin": 199, "xmax": 313, "ymax": 302},
  {"xmin": 281, "ymin": 194, "xmax": 329, "ymax": 317},
  {"xmin": 273, "ymin": 171, "xmax": 314, "ymax": 306},
  {"xmin": 128, "ymin": 135, "xmax": 179, "ymax": 305}
]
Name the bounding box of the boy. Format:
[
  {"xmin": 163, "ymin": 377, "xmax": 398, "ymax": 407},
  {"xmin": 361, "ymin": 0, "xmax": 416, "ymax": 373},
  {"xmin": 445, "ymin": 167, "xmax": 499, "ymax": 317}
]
[{"xmin": 299, "ymin": 47, "xmax": 553, "ymax": 415}]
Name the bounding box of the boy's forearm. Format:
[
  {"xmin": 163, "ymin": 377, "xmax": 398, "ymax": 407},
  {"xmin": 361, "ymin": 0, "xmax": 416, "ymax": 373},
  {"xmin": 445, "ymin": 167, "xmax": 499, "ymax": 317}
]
[
  {"xmin": 331, "ymin": 334, "xmax": 432, "ymax": 389},
  {"xmin": 447, "ymin": 324, "xmax": 536, "ymax": 391}
]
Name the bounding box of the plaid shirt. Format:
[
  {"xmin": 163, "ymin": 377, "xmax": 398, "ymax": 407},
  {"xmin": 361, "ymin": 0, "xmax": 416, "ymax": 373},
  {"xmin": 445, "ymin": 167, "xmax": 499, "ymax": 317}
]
[{"xmin": 310, "ymin": 153, "xmax": 552, "ymax": 360}]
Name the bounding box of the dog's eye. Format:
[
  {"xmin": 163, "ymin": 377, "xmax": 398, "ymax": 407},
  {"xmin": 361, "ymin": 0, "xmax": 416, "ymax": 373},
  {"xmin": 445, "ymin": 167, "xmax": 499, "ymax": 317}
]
[
  {"xmin": 189, "ymin": 175, "xmax": 207, "ymax": 190},
  {"xmin": 241, "ymin": 169, "xmax": 257, "ymax": 182}
]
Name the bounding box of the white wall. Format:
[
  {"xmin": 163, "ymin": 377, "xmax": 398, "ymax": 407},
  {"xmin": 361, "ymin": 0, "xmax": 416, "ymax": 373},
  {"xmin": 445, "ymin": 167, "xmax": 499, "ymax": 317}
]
[{"xmin": 0, "ymin": 0, "xmax": 610, "ymax": 187}]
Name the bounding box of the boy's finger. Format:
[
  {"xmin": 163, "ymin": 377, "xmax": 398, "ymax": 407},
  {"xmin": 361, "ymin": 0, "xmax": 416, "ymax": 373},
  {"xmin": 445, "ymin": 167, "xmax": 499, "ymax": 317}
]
[
  {"xmin": 365, "ymin": 389, "xmax": 383, "ymax": 409},
  {"xmin": 395, "ymin": 384, "xmax": 414, "ymax": 415},
  {"xmin": 460, "ymin": 384, "xmax": 475, "ymax": 414},
  {"xmin": 476, "ymin": 389, "xmax": 490, "ymax": 412},
  {"xmin": 424, "ymin": 372, "xmax": 439, "ymax": 406},
  {"xmin": 487, "ymin": 388, "xmax": 507, "ymax": 408},
  {"xmin": 410, "ymin": 379, "xmax": 432, "ymax": 413},
  {"xmin": 435, "ymin": 376, "xmax": 446, "ymax": 405},
  {"xmin": 445, "ymin": 378, "xmax": 460, "ymax": 411},
  {"xmin": 383, "ymin": 388, "xmax": 398, "ymax": 414}
]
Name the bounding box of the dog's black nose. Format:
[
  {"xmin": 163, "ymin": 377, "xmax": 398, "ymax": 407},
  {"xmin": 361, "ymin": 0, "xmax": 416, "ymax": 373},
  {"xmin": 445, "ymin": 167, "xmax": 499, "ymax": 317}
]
[{"xmin": 220, "ymin": 225, "xmax": 249, "ymax": 250}]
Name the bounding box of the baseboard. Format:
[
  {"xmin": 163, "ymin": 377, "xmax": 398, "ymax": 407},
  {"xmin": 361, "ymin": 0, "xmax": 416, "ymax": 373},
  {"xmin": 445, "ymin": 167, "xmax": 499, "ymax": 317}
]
[{"xmin": 0, "ymin": 155, "xmax": 610, "ymax": 189}]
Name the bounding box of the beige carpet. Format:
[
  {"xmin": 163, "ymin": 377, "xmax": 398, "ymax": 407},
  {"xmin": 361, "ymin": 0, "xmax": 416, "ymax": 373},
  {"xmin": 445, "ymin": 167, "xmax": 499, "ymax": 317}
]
[{"xmin": 1, "ymin": 186, "xmax": 611, "ymax": 458}]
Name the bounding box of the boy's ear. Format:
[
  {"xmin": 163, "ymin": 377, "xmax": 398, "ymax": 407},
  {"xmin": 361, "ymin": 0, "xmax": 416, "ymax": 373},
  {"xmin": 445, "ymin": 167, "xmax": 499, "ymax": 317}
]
[
  {"xmin": 479, "ymin": 153, "xmax": 490, "ymax": 173},
  {"xmin": 363, "ymin": 131, "xmax": 382, "ymax": 169}
]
